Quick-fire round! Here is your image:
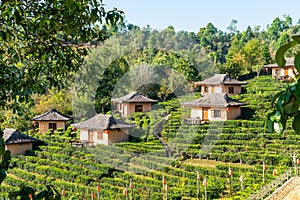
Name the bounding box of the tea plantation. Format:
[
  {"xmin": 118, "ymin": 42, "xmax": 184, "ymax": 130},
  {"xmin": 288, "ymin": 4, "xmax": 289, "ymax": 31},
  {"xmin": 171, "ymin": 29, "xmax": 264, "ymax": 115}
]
[{"xmin": 1, "ymin": 76, "xmax": 298, "ymax": 199}]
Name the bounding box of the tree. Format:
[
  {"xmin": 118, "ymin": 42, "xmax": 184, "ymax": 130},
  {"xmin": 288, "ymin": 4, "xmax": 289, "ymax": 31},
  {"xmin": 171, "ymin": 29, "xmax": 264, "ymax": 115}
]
[
  {"xmin": 33, "ymin": 88, "xmax": 73, "ymax": 115},
  {"xmin": 242, "ymin": 39, "xmax": 269, "ymax": 74},
  {"xmin": 0, "ymin": 130, "xmax": 10, "ymax": 185},
  {"xmin": 266, "ymin": 35, "xmax": 300, "ymax": 134},
  {"xmin": 0, "ymin": 0, "xmax": 123, "ymax": 109},
  {"xmin": 227, "ymin": 19, "xmax": 238, "ymax": 33},
  {"xmin": 0, "ymin": 0, "xmax": 123, "ymax": 189}
]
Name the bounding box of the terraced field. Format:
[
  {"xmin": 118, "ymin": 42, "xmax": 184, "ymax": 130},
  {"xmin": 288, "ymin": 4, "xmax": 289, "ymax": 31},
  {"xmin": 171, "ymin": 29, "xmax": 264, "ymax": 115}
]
[{"xmin": 1, "ymin": 75, "xmax": 298, "ymax": 199}]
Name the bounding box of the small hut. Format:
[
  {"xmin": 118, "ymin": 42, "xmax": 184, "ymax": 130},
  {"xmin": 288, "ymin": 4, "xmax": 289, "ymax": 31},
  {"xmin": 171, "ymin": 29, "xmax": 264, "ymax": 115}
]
[
  {"xmin": 264, "ymin": 58, "xmax": 296, "ymax": 80},
  {"xmin": 112, "ymin": 92, "xmax": 158, "ymax": 117},
  {"xmin": 72, "ymin": 114, "xmax": 135, "ymax": 146},
  {"xmin": 3, "ymin": 128, "xmax": 39, "ymax": 156},
  {"xmin": 182, "ymin": 93, "xmax": 247, "ymax": 124},
  {"xmin": 194, "ymin": 74, "xmax": 247, "ymax": 95},
  {"xmin": 32, "ymin": 109, "xmax": 71, "ymax": 134}
]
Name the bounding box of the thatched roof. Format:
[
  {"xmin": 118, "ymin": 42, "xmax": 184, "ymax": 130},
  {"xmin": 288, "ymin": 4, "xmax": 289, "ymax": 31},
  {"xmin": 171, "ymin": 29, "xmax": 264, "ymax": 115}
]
[
  {"xmin": 195, "ymin": 74, "xmax": 247, "ymax": 85},
  {"xmin": 3, "ymin": 129, "xmax": 39, "ymax": 144},
  {"xmin": 112, "ymin": 92, "xmax": 158, "ymax": 103},
  {"xmin": 32, "ymin": 109, "xmax": 71, "ymax": 121},
  {"xmin": 72, "ymin": 114, "xmax": 135, "ymax": 130},
  {"xmin": 182, "ymin": 93, "xmax": 247, "ymax": 108},
  {"xmin": 264, "ymin": 58, "xmax": 294, "ymax": 68}
]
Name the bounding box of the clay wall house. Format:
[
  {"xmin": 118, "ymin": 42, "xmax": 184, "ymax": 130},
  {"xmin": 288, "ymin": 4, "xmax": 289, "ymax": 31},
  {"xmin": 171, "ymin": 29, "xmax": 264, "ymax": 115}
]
[
  {"xmin": 72, "ymin": 114, "xmax": 135, "ymax": 146},
  {"xmin": 194, "ymin": 74, "xmax": 247, "ymax": 95},
  {"xmin": 182, "ymin": 93, "xmax": 247, "ymax": 124},
  {"xmin": 264, "ymin": 58, "xmax": 296, "ymax": 81},
  {"xmin": 112, "ymin": 92, "xmax": 158, "ymax": 118},
  {"xmin": 32, "ymin": 109, "xmax": 71, "ymax": 134},
  {"xmin": 3, "ymin": 128, "xmax": 39, "ymax": 156}
]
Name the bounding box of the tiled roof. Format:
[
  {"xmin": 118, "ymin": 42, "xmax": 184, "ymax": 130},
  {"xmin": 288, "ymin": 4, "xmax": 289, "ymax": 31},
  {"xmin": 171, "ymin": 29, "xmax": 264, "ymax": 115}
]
[
  {"xmin": 112, "ymin": 91, "xmax": 158, "ymax": 103},
  {"xmin": 72, "ymin": 114, "xmax": 135, "ymax": 130},
  {"xmin": 182, "ymin": 93, "xmax": 247, "ymax": 108},
  {"xmin": 195, "ymin": 74, "xmax": 247, "ymax": 85},
  {"xmin": 264, "ymin": 58, "xmax": 294, "ymax": 68},
  {"xmin": 3, "ymin": 128, "xmax": 39, "ymax": 144},
  {"xmin": 32, "ymin": 109, "xmax": 72, "ymax": 121}
]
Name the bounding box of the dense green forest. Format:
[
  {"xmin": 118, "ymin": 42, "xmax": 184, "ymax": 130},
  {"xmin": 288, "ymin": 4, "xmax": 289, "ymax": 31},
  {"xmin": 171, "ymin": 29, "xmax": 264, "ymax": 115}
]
[{"xmin": 1, "ymin": 15, "xmax": 300, "ymax": 130}]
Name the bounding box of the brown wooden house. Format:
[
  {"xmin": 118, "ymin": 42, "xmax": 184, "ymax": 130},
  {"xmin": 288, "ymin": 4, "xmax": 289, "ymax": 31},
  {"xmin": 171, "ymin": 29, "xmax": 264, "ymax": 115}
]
[
  {"xmin": 194, "ymin": 74, "xmax": 247, "ymax": 95},
  {"xmin": 72, "ymin": 114, "xmax": 135, "ymax": 146},
  {"xmin": 182, "ymin": 93, "xmax": 247, "ymax": 124},
  {"xmin": 112, "ymin": 92, "xmax": 158, "ymax": 118},
  {"xmin": 264, "ymin": 58, "xmax": 296, "ymax": 80},
  {"xmin": 32, "ymin": 109, "xmax": 72, "ymax": 134},
  {"xmin": 3, "ymin": 128, "xmax": 39, "ymax": 156}
]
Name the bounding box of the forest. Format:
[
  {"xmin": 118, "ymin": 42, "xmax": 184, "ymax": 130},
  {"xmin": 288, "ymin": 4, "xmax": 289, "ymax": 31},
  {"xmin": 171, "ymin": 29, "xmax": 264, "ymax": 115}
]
[{"xmin": 1, "ymin": 15, "xmax": 300, "ymax": 130}]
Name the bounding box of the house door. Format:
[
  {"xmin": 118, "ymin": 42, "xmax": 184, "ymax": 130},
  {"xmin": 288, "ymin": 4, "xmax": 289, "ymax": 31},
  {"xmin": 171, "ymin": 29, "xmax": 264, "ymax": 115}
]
[
  {"xmin": 203, "ymin": 108, "xmax": 209, "ymax": 121},
  {"xmin": 88, "ymin": 130, "xmax": 94, "ymax": 142},
  {"xmin": 285, "ymin": 68, "xmax": 289, "ymax": 76},
  {"xmin": 211, "ymin": 86, "xmax": 215, "ymax": 93}
]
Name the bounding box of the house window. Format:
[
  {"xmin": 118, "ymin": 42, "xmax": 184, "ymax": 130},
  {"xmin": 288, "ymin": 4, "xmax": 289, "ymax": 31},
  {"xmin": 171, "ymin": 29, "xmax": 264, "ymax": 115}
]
[
  {"xmin": 275, "ymin": 69, "xmax": 280, "ymax": 76},
  {"xmin": 229, "ymin": 87, "xmax": 234, "ymax": 94},
  {"xmin": 213, "ymin": 110, "xmax": 221, "ymax": 118},
  {"xmin": 97, "ymin": 131, "xmax": 103, "ymax": 140},
  {"xmin": 204, "ymin": 86, "xmax": 208, "ymax": 93},
  {"xmin": 135, "ymin": 105, "xmax": 143, "ymax": 112},
  {"xmin": 49, "ymin": 123, "xmax": 57, "ymax": 130}
]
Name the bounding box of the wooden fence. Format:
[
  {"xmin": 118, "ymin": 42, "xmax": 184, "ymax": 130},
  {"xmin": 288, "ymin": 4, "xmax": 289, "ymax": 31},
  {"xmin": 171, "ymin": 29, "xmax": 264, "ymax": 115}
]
[
  {"xmin": 266, "ymin": 176, "xmax": 300, "ymax": 200},
  {"xmin": 246, "ymin": 168, "xmax": 293, "ymax": 200}
]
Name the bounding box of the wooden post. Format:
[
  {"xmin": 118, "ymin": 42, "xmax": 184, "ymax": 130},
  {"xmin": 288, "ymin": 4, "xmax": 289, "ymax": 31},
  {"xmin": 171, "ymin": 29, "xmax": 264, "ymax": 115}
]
[
  {"xmin": 165, "ymin": 184, "xmax": 169, "ymax": 200},
  {"xmin": 162, "ymin": 176, "xmax": 166, "ymax": 190},
  {"xmin": 123, "ymin": 187, "xmax": 128, "ymax": 200},
  {"xmin": 229, "ymin": 167, "xmax": 232, "ymax": 197},
  {"xmin": 297, "ymin": 159, "xmax": 300, "ymax": 176},
  {"xmin": 203, "ymin": 179, "xmax": 207, "ymax": 200},
  {"xmin": 263, "ymin": 162, "xmax": 266, "ymax": 184},
  {"xmin": 239, "ymin": 174, "xmax": 244, "ymax": 199},
  {"xmin": 92, "ymin": 192, "xmax": 96, "ymax": 200},
  {"xmin": 97, "ymin": 185, "xmax": 101, "ymax": 200},
  {"xmin": 129, "ymin": 179, "xmax": 134, "ymax": 200},
  {"xmin": 293, "ymin": 154, "xmax": 297, "ymax": 176},
  {"xmin": 239, "ymin": 174, "xmax": 244, "ymax": 191},
  {"xmin": 196, "ymin": 171, "xmax": 201, "ymax": 199}
]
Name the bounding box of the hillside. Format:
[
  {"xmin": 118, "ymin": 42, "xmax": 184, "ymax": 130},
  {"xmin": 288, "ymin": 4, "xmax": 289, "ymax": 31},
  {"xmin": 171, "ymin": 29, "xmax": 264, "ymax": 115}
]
[{"xmin": 1, "ymin": 75, "xmax": 298, "ymax": 199}]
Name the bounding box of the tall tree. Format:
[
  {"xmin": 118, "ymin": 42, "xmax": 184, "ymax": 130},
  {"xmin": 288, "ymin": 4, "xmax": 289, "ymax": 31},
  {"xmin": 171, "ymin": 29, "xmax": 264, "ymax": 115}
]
[
  {"xmin": 0, "ymin": 0, "xmax": 123, "ymax": 109},
  {"xmin": 0, "ymin": 0, "xmax": 123, "ymax": 187}
]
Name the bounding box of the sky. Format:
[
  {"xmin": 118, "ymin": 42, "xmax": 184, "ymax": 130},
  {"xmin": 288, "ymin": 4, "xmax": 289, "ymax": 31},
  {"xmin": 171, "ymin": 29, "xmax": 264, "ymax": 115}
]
[{"xmin": 105, "ymin": 0, "xmax": 300, "ymax": 33}]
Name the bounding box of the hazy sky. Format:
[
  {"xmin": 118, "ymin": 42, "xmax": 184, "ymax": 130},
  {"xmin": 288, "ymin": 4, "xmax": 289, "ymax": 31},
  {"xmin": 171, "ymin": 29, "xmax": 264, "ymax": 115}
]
[{"xmin": 105, "ymin": 0, "xmax": 300, "ymax": 33}]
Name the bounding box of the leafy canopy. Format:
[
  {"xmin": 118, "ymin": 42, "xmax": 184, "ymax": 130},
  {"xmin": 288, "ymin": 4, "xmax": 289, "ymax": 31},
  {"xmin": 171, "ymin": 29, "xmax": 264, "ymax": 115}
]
[
  {"xmin": 266, "ymin": 35, "xmax": 300, "ymax": 134},
  {"xmin": 0, "ymin": 0, "xmax": 123, "ymax": 109}
]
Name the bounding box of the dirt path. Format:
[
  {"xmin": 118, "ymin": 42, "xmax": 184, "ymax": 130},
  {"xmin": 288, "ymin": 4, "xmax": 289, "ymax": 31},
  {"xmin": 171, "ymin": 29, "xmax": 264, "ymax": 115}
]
[{"xmin": 282, "ymin": 185, "xmax": 300, "ymax": 200}]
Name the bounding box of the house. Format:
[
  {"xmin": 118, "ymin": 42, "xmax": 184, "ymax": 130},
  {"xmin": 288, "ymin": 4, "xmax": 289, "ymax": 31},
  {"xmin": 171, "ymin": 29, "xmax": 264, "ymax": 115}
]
[
  {"xmin": 182, "ymin": 93, "xmax": 247, "ymax": 123},
  {"xmin": 264, "ymin": 58, "xmax": 296, "ymax": 80},
  {"xmin": 3, "ymin": 128, "xmax": 39, "ymax": 156},
  {"xmin": 72, "ymin": 114, "xmax": 135, "ymax": 146},
  {"xmin": 32, "ymin": 109, "xmax": 72, "ymax": 134},
  {"xmin": 194, "ymin": 74, "xmax": 247, "ymax": 95},
  {"xmin": 112, "ymin": 92, "xmax": 158, "ymax": 118}
]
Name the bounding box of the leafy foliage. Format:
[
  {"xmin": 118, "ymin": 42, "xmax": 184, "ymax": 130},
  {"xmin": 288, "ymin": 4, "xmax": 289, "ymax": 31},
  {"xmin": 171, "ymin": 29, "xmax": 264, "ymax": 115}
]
[
  {"xmin": 0, "ymin": 0, "xmax": 123, "ymax": 109},
  {"xmin": 0, "ymin": 130, "xmax": 10, "ymax": 185},
  {"xmin": 9, "ymin": 185, "xmax": 61, "ymax": 200},
  {"xmin": 33, "ymin": 88, "xmax": 73, "ymax": 116},
  {"xmin": 266, "ymin": 35, "xmax": 300, "ymax": 134}
]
